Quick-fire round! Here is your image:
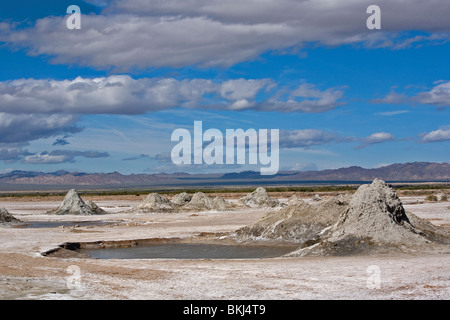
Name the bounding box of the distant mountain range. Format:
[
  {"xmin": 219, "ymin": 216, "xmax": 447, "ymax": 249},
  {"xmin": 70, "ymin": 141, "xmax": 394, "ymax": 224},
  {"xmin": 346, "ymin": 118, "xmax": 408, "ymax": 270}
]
[{"xmin": 0, "ymin": 162, "xmax": 448, "ymax": 191}]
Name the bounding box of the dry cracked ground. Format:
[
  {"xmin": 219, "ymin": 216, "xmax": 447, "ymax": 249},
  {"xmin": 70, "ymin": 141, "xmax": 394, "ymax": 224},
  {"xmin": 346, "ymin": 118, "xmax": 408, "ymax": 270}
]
[{"xmin": 0, "ymin": 193, "xmax": 449, "ymax": 300}]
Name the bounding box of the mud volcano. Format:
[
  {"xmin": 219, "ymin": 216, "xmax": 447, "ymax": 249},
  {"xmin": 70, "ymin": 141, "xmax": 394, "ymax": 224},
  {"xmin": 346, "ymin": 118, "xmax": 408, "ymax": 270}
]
[
  {"xmin": 239, "ymin": 187, "xmax": 280, "ymax": 208},
  {"xmin": 46, "ymin": 189, "xmax": 107, "ymax": 215},
  {"xmin": 132, "ymin": 192, "xmax": 232, "ymax": 213},
  {"xmin": 134, "ymin": 193, "xmax": 176, "ymax": 213},
  {"xmin": 236, "ymin": 179, "xmax": 450, "ymax": 256},
  {"xmin": 171, "ymin": 192, "xmax": 192, "ymax": 206},
  {"xmin": 181, "ymin": 192, "xmax": 231, "ymax": 211}
]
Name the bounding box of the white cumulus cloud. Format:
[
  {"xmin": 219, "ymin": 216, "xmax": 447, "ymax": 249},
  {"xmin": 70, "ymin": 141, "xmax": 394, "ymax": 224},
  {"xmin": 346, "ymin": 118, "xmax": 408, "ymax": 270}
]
[
  {"xmin": 356, "ymin": 132, "xmax": 395, "ymax": 149},
  {"xmin": 0, "ymin": 76, "xmax": 343, "ymax": 114},
  {"xmin": 2, "ymin": 0, "xmax": 450, "ymax": 71},
  {"xmin": 420, "ymin": 127, "xmax": 450, "ymax": 143}
]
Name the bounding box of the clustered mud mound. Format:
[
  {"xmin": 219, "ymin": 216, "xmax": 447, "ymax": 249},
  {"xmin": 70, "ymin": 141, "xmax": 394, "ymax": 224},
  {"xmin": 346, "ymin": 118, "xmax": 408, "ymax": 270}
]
[
  {"xmin": 32, "ymin": 187, "xmax": 280, "ymax": 216},
  {"xmin": 235, "ymin": 179, "xmax": 450, "ymax": 256},
  {"xmin": 171, "ymin": 192, "xmax": 192, "ymax": 206},
  {"xmin": 131, "ymin": 191, "xmax": 233, "ymax": 213},
  {"xmin": 130, "ymin": 187, "xmax": 279, "ymax": 213},
  {"xmin": 182, "ymin": 192, "xmax": 228, "ymax": 211},
  {"xmin": 46, "ymin": 189, "xmax": 107, "ymax": 215},
  {"xmin": 134, "ymin": 193, "xmax": 176, "ymax": 213}
]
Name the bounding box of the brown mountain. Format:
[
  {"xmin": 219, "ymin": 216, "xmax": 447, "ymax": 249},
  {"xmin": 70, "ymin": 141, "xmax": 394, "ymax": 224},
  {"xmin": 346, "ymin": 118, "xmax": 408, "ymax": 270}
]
[
  {"xmin": 0, "ymin": 162, "xmax": 448, "ymax": 190},
  {"xmin": 278, "ymin": 162, "xmax": 450, "ymax": 181},
  {"xmin": 0, "ymin": 170, "xmax": 194, "ymax": 186}
]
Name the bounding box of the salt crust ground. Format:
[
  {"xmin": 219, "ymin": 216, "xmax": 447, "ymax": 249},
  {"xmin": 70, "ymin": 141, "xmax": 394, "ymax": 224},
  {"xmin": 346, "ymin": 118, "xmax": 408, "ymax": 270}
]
[{"xmin": 0, "ymin": 196, "xmax": 449, "ymax": 300}]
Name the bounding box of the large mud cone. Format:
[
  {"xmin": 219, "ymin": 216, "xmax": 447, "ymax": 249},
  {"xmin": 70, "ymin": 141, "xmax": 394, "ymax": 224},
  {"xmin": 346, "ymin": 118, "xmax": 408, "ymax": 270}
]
[
  {"xmin": 291, "ymin": 179, "xmax": 450, "ymax": 256},
  {"xmin": 171, "ymin": 192, "xmax": 192, "ymax": 206},
  {"xmin": 135, "ymin": 193, "xmax": 175, "ymax": 213},
  {"xmin": 0, "ymin": 208, "xmax": 21, "ymax": 223},
  {"xmin": 328, "ymin": 179, "xmax": 417, "ymax": 242},
  {"xmin": 235, "ymin": 195, "xmax": 350, "ymax": 243},
  {"xmin": 239, "ymin": 187, "xmax": 280, "ymax": 208},
  {"xmin": 47, "ymin": 189, "xmax": 104, "ymax": 215}
]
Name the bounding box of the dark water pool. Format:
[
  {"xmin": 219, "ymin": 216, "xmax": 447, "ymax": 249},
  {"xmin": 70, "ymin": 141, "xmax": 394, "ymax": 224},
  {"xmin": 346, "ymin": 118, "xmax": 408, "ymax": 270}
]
[{"xmin": 79, "ymin": 243, "xmax": 299, "ymax": 260}]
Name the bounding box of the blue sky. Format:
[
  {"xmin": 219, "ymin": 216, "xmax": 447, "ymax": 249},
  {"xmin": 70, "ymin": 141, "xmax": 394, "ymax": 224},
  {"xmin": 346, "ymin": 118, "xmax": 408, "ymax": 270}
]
[{"xmin": 0, "ymin": 0, "xmax": 449, "ymax": 174}]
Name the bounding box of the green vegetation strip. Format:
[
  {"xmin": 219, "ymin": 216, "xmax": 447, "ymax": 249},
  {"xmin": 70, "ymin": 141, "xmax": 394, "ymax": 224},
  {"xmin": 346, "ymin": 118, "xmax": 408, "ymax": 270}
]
[{"xmin": 0, "ymin": 184, "xmax": 449, "ymax": 198}]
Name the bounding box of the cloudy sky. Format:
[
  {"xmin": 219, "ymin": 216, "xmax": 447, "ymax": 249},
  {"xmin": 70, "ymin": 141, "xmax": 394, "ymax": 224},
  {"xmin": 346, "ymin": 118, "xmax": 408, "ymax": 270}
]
[{"xmin": 0, "ymin": 0, "xmax": 449, "ymax": 174}]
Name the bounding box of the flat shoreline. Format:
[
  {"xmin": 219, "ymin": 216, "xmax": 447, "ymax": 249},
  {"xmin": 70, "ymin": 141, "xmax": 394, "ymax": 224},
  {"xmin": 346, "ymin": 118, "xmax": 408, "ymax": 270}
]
[
  {"xmin": 0, "ymin": 180, "xmax": 449, "ymax": 195},
  {"xmin": 1, "ymin": 186, "xmax": 449, "ymax": 203}
]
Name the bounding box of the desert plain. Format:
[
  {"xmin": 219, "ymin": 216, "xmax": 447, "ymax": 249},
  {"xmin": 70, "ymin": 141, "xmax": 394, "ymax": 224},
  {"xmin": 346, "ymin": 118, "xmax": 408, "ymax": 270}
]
[{"xmin": 0, "ymin": 188, "xmax": 449, "ymax": 300}]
